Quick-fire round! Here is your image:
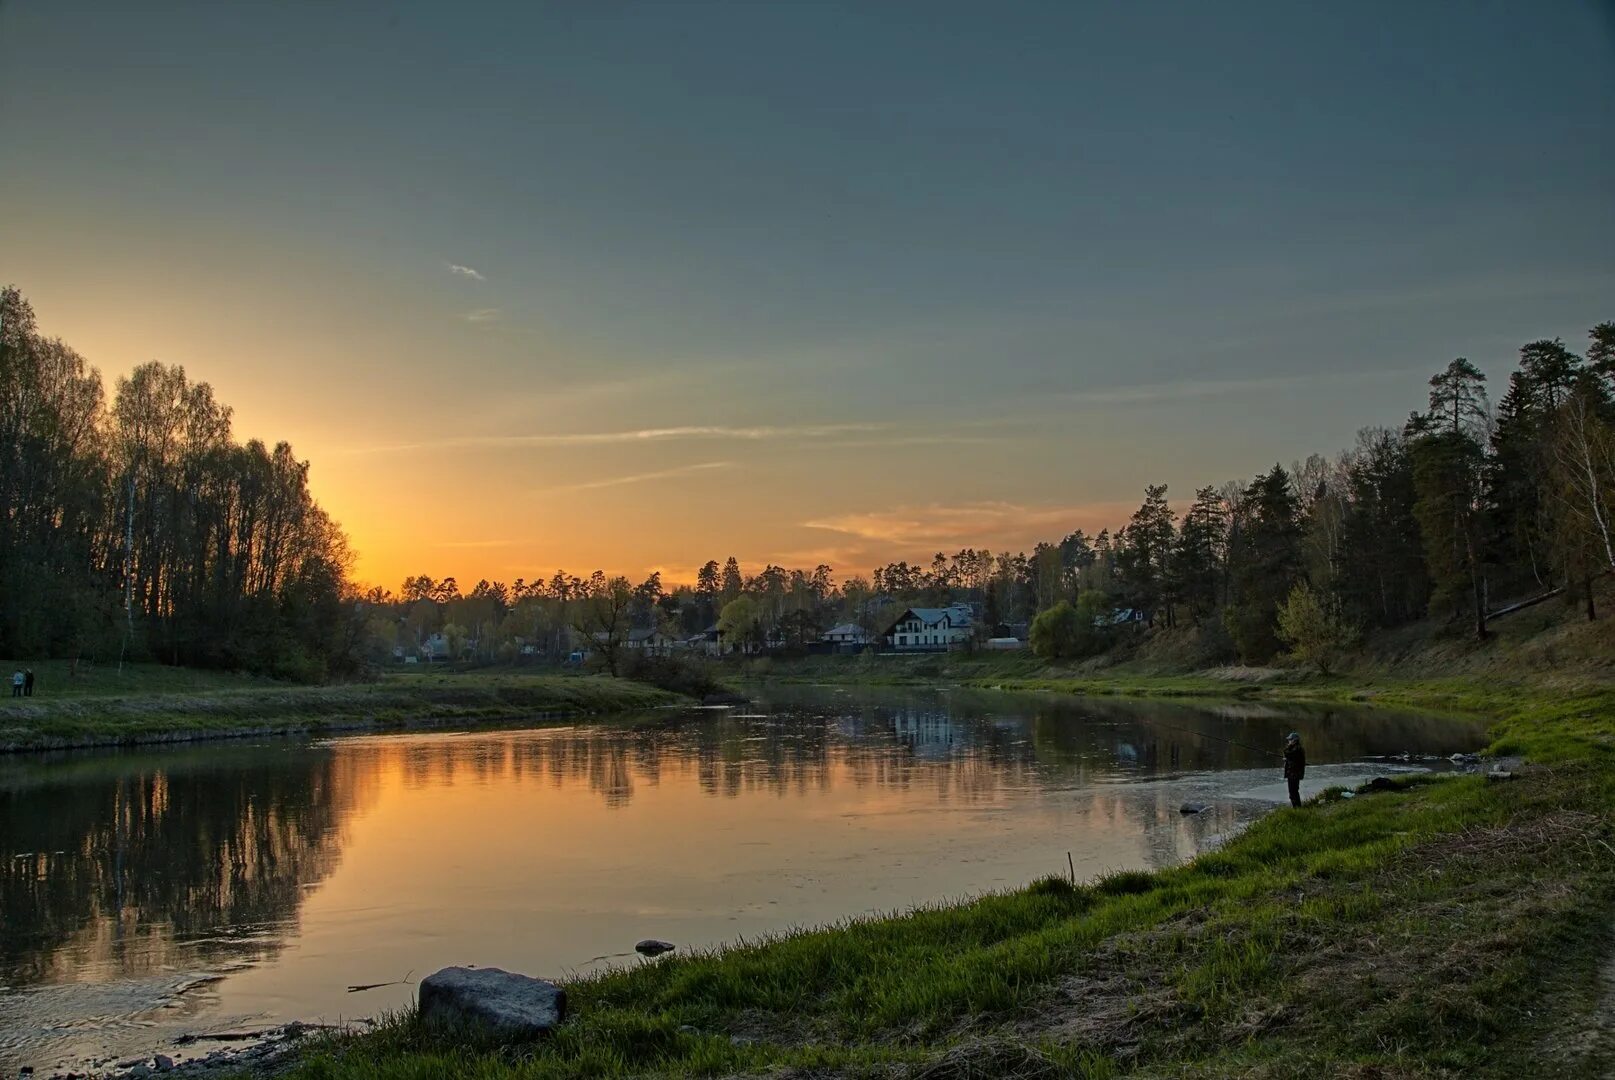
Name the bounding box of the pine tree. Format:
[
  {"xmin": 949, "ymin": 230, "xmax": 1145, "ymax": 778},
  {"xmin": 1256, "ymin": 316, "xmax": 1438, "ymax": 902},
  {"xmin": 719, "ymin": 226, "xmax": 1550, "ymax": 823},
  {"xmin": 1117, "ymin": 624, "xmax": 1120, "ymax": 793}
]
[
  {"xmin": 1115, "ymin": 484, "xmax": 1176, "ymax": 626},
  {"xmin": 720, "ymin": 556, "xmax": 743, "ymax": 604},
  {"xmin": 1223, "ymin": 465, "xmax": 1303, "ymax": 661},
  {"xmin": 1174, "ymin": 485, "xmax": 1229, "ymax": 623},
  {"xmin": 1336, "ymin": 428, "xmax": 1428, "ymax": 628}
]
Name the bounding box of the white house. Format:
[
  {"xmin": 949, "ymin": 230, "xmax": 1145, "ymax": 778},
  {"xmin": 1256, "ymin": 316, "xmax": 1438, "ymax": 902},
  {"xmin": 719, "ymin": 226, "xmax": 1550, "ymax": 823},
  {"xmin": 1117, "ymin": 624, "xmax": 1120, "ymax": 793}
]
[
  {"xmin": 625, "ymin": 627, "xmax": 679, "ymax": 656},
  {"xmin": 590, "ymin": 628, "xmax": 679, "ymax": 657},
  {"xmin": 884, "ymin": 605, "xmax": 974, "ymax": 652},
  {"xmin": 821, "ymin": 622, "xmax": 872, "ymax": 653},
  {"xmin": 686, "ymin": 624, "xmax": 723, "ymax": 656},
  {"xmin": 408, "ymin": 633, "xmax": 449, "ymax": 661}
]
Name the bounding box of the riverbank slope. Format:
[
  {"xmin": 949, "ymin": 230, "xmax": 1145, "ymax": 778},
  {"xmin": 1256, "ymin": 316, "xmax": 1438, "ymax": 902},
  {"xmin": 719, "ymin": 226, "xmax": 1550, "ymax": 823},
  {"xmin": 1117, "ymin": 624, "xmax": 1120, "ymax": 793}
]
[
  {"xmin": 0, "ymin": 667, "xmax": 678, "ymax": 752},
  {"xmin": 284, "ymin": 678, "xmax": 1614, "ymax": 1079},
  {"xmin": 736, "ymin": 590, "xmax": 1615, "ymax": 709}
]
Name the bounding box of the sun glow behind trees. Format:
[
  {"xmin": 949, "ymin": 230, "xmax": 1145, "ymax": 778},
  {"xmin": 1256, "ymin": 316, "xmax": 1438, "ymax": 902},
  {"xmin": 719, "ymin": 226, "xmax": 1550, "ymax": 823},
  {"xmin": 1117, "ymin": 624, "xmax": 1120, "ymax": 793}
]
[
  {"xmin": 0, "ymin": 287, "xmax": 355, "ymax": 676},
  {"xmin": 373, "ymin": 323, "xmax": 1615, "ymax": 671},
  {"xmin": 5, "ymin": 282, "xmax": 1613, "ymax": 677}
]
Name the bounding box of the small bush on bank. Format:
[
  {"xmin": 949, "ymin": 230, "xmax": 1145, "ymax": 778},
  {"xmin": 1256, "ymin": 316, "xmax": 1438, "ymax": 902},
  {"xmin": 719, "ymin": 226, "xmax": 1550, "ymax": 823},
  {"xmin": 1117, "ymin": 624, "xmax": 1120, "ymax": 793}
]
[{"xmin": 623, "ymin": 652, "xmax": 726, "ymax": 699}]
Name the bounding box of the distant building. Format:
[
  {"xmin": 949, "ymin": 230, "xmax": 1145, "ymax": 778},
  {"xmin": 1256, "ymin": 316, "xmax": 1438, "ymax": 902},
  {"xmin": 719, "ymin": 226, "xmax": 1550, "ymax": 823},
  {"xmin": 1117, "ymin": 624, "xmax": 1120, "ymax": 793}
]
[
  {"xmin": 1098, "ymin": 607, "xmax": 1148, "ymax": 628},
  {"xmin": 687, "ymin": 623, "xmax": 723, "ymax": 656},
  {"xmin": 821, "ymin": 622, "xmax": 872, "ymax": 653},
  {"xmin": 625, "ymin": 627, "xmax": 678, "ymax": 656},
  {"xmin": 587, "ymin": 628, "xmax": 676, "ymax": 657},
  {"xmin": 884, "ymin": 605, "xmax": 974, "ymax": 652}
]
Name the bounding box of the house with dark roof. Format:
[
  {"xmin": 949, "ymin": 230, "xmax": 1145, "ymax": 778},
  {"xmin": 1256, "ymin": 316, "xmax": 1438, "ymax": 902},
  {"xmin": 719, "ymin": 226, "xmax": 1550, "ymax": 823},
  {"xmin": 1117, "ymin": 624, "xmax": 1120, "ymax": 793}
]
[
  {"xmin": 821, "ymin": 622, "xmax": 872, "ymax": 653},
  {"xmin": 883, "ymin": 604, "xmax": 974, "ymax": 652}
]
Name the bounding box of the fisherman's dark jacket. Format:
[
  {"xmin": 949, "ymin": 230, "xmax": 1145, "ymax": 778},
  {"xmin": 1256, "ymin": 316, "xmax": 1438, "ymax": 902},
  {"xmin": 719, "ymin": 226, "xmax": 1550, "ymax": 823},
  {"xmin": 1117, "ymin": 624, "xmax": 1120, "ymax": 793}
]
[{"xmin": 1283, "ymin": 742, "xmax": 1307, "ymax": 780}]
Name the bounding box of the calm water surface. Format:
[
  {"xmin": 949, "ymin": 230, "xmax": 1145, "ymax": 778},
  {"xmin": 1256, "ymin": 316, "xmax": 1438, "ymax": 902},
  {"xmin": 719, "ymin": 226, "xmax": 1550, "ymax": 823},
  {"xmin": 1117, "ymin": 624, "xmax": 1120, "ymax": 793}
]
[{"xmin": 0, "ymin": 685, "xmax": 1485, "ymax": 1071}]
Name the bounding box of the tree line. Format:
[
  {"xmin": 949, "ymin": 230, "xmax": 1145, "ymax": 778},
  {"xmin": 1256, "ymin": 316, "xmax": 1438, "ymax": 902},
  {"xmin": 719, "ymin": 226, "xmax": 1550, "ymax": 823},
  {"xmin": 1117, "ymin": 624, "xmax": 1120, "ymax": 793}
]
[
  {"xmin": 1031, "ymin": 325, "xmax": 1615, "ymax": 666},
  {"xmin": 0, "ymin": 287, "xmax": 357, "ymax": 677},
  {"xmin": 373, "ymin": 321, "xmax": 1615, "ymax": 673},
  {"xmin": 12, "ymin": 279, "xmax": 1606, "ymax": 681}
]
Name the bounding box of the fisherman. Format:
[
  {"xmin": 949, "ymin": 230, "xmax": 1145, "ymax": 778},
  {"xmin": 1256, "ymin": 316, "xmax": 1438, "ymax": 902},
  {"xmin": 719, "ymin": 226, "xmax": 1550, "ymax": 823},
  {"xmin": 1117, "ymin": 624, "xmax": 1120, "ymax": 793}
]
[
  {"xmin": 9, "ymin": 669, "xmax": 22, "ymax": 698},
  {"xmin": 23, "ymin": 668, "xmax": 35, "ymax": 697},
  {"xmin": 1283, "ymin": 731, "xmax": 1306, "ymax": 808}
]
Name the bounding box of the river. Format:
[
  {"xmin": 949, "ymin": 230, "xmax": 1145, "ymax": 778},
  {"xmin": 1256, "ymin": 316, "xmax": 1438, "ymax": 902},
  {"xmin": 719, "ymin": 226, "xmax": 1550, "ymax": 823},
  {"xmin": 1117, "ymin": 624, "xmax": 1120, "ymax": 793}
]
[{"xmin": 0, "ymin": 684, "xmax": 1485, "ymax": 1073}]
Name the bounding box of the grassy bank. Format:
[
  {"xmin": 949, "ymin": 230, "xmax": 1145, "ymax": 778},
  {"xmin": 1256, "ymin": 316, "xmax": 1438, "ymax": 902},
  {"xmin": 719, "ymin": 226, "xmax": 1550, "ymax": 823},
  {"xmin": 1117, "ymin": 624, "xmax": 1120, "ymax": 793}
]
[
  {"xmin": 284, "ymin": 682, "xmax": 1615, "ymax": 1079},
  {"xmin": 739, "ymin": 585, "xmax": 1615, "ymax": 694},
  {"xmin": 0, "ymin": 666, "xmax": 678, "ymax": 752}
]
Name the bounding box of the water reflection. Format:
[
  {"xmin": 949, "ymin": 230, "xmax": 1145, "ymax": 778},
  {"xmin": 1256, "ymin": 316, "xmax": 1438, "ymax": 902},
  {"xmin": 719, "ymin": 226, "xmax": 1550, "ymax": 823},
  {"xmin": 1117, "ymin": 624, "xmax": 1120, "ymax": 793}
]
[
  {"xmin": 0, "ymin": 744, "xmax": 378, "ymax": 989},
  {"xmin": 0, "ymin": 689, "xmax": 1482, "ymax": 1071}
]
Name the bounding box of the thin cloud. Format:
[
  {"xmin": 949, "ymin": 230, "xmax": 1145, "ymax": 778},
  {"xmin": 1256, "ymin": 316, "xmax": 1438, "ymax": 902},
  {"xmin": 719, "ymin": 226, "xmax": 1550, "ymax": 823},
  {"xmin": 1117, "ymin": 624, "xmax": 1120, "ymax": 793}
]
[
  {"xmin": 537, "ymin": 461, "xmax": 735, "ymax": 496},
  {"xmin": 433, "ymin": 539, "xmax": 523, "ymax": 549},
  {"xmin": 447, "ymin": 263, "xmax": 486, "ymax": 281},
  {"xmin": 462, "ymin": 308, "xmax": 500, "ymax": 322},
  {"xmin": 519, "ymin": 423, "xmax": 878, "ymax": 446},
  {"xmin": 833, "ymin": 433, "xmax": 1009, "ymax": 449},
  {"xmin": 804, "ymin": 500, "xmax": 1143, "ymax": 548},
  {"xmin": 1045, "ymin": 366, "xmax": 1428, "ymax": 409},
  {"xmin": 336, "ymin": 423, "xmax": 883, "ymax": 456}
]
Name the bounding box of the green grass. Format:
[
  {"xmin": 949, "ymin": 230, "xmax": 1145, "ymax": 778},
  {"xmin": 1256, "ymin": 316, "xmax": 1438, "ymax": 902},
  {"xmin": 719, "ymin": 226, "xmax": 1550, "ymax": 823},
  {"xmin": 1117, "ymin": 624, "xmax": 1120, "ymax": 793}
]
[
  {"xmin": 281, "ymin": 683, "xmax": 1615, "ymax": 1079},
  {"xmin": 0, "ymin": 665, "xmax": 678, "ymax": 751},
  {"xmin": 0, "ymin": 657, "xmax": 288, "ymax": 699}
]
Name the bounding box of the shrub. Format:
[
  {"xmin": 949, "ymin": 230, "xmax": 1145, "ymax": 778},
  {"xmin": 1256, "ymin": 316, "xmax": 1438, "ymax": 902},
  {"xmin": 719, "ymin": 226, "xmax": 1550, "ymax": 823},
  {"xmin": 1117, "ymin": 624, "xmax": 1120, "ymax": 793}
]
[
  {"xmin": 1029, "ymin": 594, "xmax": 1113, "ymax": 660},
  {"xmin": 1276, "ymin": 582, "xmax": 1356, "ymax": 674},
  {"xmin": 623, "ymin": 652, "xmax": 725, "ymax": 698}
]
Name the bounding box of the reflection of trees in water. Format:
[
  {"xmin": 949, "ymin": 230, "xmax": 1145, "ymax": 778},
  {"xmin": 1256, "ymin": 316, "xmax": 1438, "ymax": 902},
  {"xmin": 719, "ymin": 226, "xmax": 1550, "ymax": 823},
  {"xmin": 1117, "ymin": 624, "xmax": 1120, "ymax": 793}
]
[
  {"xmin": 0, "ymin": 747, "xmax": 378, "ymax": 986},
  {"xmin": 334, "ymin": 695, "xmax": 1313, "ymax": 812},
  {"xmin": 322, "ymin": 690, "xmax": 1469, "ymax": 819},
  {"xmin": 0, "ymin": 694, "xmax": 1472, "ymax": 989}
]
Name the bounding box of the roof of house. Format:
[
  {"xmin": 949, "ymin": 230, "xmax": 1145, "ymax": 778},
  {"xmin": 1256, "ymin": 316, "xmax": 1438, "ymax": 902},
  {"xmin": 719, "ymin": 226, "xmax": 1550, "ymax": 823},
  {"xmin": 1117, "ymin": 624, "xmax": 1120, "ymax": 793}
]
[
  {"xmin": 895, "ymin": 605, "xmax": 974, "ymax": 627},
  {"xmin": 822, "ymin": 622, "xmax": 868, "ymax": 638}
]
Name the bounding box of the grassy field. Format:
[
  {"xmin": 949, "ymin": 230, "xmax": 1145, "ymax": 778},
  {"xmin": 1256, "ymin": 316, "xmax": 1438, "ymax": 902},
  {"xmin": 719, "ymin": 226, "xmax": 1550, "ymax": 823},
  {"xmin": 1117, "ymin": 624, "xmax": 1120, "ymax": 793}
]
[
  {"xmin": 0, "ymin": 658, "xmax": 287, "ymax": 699},
  {"xmin": 0, "ymin": 664, "xmax": 678, "ymax": 752},
  {"xmin": 280, "ymin": 680, "xmax": 1615, "ymax": 1080}
]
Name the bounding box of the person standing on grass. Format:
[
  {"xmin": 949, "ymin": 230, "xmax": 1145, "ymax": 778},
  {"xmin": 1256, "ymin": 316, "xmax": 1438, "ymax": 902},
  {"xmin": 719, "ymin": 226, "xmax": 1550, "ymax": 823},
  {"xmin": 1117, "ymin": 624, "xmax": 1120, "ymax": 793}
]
[
  {"xmin": 1284, "ymin": 731, "xmax": 1306, "ymax": 808},
  {"xmin": 23, "ymin": 668, "xmax": 34, "ymax": 696},
  {"xmin": 10, "ymin": 670, "xmax": 22, "ymax": 698}
]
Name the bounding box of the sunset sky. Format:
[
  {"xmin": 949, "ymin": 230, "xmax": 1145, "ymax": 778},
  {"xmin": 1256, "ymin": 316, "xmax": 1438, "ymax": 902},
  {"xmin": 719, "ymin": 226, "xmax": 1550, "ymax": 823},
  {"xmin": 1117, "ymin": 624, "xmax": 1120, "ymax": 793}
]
[{"xmin": 3, "ymin": 2, "xmax": 1612, "ymax": 589}]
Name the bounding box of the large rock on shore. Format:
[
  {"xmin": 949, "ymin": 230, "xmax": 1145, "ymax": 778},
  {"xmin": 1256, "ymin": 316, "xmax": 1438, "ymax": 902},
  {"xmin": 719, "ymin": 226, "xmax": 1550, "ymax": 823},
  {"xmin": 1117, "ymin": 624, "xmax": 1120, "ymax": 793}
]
[{"xmin": 418, "ymin": 966, "xmax": 566, "ymax": 1037}]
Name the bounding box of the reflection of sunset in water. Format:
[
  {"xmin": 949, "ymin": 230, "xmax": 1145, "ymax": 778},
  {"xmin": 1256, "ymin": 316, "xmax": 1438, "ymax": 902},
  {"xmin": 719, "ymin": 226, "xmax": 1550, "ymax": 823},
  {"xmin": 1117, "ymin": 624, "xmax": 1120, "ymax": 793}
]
[{"xmin": 0, "ymin": 688, "xmax": 1482, "ymax": 1070}]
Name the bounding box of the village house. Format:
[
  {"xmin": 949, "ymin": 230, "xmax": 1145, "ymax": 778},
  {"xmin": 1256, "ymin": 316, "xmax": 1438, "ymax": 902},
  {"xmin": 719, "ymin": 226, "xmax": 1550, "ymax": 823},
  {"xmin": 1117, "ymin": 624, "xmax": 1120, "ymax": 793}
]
[
  {"xmin": 1098, "ymin": 607, "xmax": 1148, "ymax": 628},
  {"xmin": 883, "ymin": 604, "xmax": 975, "ymax": 652},
  {"xmin": 625, "ymin": 627, "xmax": 679, "ymax": 656},
  {"xmin": 820, "ymin": 622, "xmax": 872, "ymax": 653},
  {"xmin": 685, "ymin": 623, "xmax": 723, "ymax": 656},
  {"xmin": 588, "ymin": 627, "xmax": 680, "ymax": 657},
  {"xmin": 394, "ymin": 632, "xmax": 450, "ymax": 662}
]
